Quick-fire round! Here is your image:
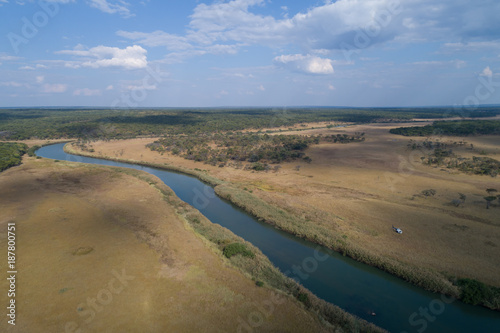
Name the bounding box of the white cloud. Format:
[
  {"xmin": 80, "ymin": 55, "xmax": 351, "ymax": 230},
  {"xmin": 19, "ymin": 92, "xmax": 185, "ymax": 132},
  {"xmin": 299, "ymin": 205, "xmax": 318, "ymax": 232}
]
[
  {"xmin": 274, "ymin": 54, "xmax": 334, "ymax": 75},
  {"xmin": 328, "ymin": 84, "xmax": 336, "ymax": 90},
  {"xmin": 480, "ymin": 66, "xmax": 493, "ymax": 77},
  {"xmin": 73, "ymin": 88, "xmax": 102, "ymax": 96},
  {"xmin": 88, "ymin": 0, "xmax": 133, "ymax": 18},
  {"xmin": 42, "ymin": 83, "xmax": 67, "ymax": 93},
  {"xmin": 57, "ymin": 45, "xmax": 148, "ymax": 69},
  {"xmin": 36, "ymin": 76, "xmax": 44, "ymax": 84},
  {"xmin": 257, "ymin": 84, "xmax": 265, "ymax": 91},
  {"xmin": 118, "ymin": 0, "xmax": 500, "ymax": 67},
  {"xmin": 106, "ymin": 85, "xmax": 114, "ymax": 90}
]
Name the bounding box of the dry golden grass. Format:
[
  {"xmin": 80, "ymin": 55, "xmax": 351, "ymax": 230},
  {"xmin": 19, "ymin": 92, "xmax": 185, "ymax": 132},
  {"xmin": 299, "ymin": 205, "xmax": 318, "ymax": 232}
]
[
  {"xmin": 71, "ymin": 121, "xmax": 500, "ymax": 290},
  {"xmin": 0, "ymin": 158, "xmax": 330, "ymax": 332}
]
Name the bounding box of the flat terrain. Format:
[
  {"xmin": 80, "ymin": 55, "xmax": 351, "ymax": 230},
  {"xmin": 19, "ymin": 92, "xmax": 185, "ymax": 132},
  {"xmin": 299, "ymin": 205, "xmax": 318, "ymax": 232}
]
[
  {"xmin": 0, "ymin": 158, "xmax": 327, "ymax": 332},
  {"xmin": 74, "ymin": 122, "xmax": 500, "ymax": 287}
]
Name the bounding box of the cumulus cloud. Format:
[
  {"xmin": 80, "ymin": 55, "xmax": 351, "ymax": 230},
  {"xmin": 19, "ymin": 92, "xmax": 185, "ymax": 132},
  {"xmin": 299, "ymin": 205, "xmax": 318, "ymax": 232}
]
[
  {"xmin": 118, "ymin": 0, "xmax": 500, "ymax": 64},
  {"xmin": 56, "ymin": 45, "xmax": 148, "ymax": 69},
  {"xmin": 480, "ymin": 66, "xmax": 493, "ymax": 77},
  {"xmin": 274, "ymin": 54, "xmax": 334, "ymax": 75}
]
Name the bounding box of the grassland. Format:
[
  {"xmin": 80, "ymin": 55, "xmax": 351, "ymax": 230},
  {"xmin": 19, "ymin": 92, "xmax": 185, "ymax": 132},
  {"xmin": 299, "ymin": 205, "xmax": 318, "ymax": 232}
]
[
  {"xmin": 0, "ymin": 152, "xmax": 384, "ymax": 332},
  {"xmin": 65, "ymin": 119, "xmax": 500, "ymax": 310}
]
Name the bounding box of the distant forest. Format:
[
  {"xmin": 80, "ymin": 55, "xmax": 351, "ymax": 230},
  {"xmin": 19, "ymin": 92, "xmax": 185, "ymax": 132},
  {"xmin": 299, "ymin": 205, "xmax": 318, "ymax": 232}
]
[
  {"xmin": 390, "ymin": 120, "xmax": 500, "ymax": 136},
  {"xmin": 1, "ymin": 107, "xmax": 499, "ymax": 140}
]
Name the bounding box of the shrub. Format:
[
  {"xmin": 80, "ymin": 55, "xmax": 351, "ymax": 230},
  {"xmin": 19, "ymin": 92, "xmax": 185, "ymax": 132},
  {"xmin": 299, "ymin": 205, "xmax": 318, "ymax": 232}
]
[
  {"xmin": 421, "ymin": 189, "xmax": 436, "ymax": 198},
  {"xmin": 223, "ymin": 243, "xmax": 255, "ymax": 259},
  {"xmin": 255, "ymin": 281, "xmax": 264, "ymax": 287},
  {"xmin": 297, "ymin": 293, "xmax": 311, "ymax": 307},
  {"xmin": 458, "ymin": 278, "xmax": 492, "ymax": 305},
  {"xmin": 251, "ymin": 162, "xmax": 266, "ymax": 171}
]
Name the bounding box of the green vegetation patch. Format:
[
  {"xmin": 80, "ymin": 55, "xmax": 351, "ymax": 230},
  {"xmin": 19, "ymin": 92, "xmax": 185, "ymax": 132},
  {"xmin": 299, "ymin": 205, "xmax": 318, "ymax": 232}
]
[
  {"xmin": 390, "ymin": 120, "xmax": 500, "ymax": 137},
  {"xmin": 457, "ymin": 278, "xmax": 500, "ymax": 308},
  {"xmin": 223, "ymin": 242, "xmax": 255, "ymax": 259},
  {"xmin": 147, "ymin": 132, "xmax": 364, "ymax": 169},
  {"xmin": 406, "ymin": 139, "xmax": 500, "ymax": 177},
  {"xmin": 0, "ymin": 142, "xmax": 28, "ymax": 172},
  {"xmin": 423, "ymin": 149, "xmax": 500, "ymax": 177}
]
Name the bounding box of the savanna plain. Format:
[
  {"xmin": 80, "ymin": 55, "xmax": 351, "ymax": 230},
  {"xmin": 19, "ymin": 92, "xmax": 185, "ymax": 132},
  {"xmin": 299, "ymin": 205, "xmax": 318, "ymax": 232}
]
[{"xmin": 1, "ymin": 107, "xmax": 500, "ymax": 332}]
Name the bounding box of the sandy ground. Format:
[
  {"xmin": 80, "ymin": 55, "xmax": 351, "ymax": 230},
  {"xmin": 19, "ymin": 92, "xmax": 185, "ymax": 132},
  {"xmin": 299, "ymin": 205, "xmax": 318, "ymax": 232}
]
[
  {"xmin": 0, "ymin": 158, "xmax": 327, "ymax": 332},
  {"xmin": 73, "ymin": 122, "xmax": 500, "ymax": 287}
]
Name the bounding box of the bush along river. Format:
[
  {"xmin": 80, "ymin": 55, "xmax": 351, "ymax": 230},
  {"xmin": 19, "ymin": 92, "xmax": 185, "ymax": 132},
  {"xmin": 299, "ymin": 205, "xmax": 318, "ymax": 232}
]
[{"xmin": 37, "ymin": 143, "xmax": 500, "ymax": 333}]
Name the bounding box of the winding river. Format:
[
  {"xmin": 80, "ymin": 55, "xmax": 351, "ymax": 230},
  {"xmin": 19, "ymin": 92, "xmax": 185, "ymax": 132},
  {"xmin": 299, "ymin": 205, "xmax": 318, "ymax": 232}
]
[{"xmin": 37, "ymin": 143, "xmax": 500, "ymax": 333}]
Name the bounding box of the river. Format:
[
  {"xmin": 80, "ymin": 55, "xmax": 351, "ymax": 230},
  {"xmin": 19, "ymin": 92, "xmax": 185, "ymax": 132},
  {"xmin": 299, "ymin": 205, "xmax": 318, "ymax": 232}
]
[{"xmin": 36, "ymin": 143, "xmax": 500, "ymax": 333}]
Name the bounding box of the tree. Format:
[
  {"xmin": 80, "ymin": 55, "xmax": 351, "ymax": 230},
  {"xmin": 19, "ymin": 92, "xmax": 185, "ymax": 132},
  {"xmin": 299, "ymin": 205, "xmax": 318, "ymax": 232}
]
[
  {"xmin": 484, "ymin": 196, "xmax": 497, "ymax": 209},
  {"xmin": 486, "ymin": 188, "xmax": 497, "ymax": 195},
  {"xmin": 459, "ymin": 193, "xmax": 467, "ymax": 204}
]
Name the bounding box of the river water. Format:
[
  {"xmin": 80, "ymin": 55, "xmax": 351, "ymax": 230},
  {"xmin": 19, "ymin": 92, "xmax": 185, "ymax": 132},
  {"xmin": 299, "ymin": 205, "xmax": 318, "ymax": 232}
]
[{"xmin": 37, "ymin": 143, "xmax": 500, "ymax": 333}]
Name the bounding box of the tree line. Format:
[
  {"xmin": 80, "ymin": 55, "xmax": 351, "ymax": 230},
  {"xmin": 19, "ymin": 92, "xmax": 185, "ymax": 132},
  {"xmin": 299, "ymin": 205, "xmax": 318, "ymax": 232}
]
[
  {"xmin": 2, "ymin": 107, "xmax": 499, "ymax": 141},
  {"xmin": 390, "ymin": 120, "xmax": 500, "ymax": 137}
]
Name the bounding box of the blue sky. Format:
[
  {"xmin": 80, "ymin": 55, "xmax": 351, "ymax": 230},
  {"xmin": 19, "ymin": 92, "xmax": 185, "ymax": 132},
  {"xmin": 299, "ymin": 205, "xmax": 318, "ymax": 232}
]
[{"xmin": 0, "ymin": 0, "xmax": 499, "ymax": 108}]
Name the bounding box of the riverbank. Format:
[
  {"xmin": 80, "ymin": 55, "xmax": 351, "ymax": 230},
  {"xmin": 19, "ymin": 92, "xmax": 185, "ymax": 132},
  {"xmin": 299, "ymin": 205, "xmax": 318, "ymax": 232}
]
[
  {"xmin": 62, "ymin": 143, "xmax": 459, "ymax": 297},
  {"xmin": 61, "ymin": 121, "xmax": 500, "ymax": 311},
  {"xmin": 45, "ymin": 144, "xmax": 387, "ymax": 332},
  {"xmin": 1, "ymin": 158, "xmax": 344, "ymax": 332}
]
